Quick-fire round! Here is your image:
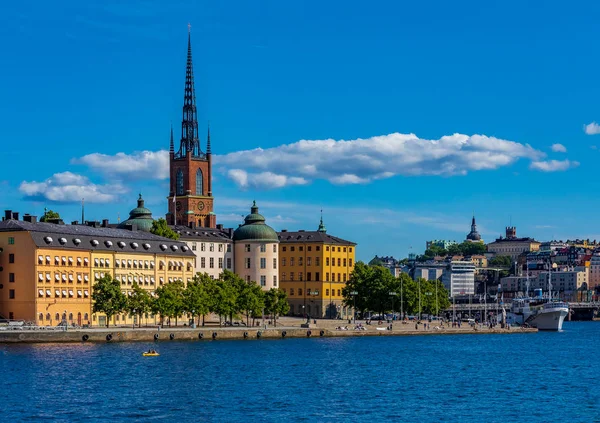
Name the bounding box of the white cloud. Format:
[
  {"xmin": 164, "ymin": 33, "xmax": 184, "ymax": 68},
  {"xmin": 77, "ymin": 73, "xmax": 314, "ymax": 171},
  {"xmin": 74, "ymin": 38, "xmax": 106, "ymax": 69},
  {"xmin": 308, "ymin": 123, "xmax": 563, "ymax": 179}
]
[
  {"xmin": 19, "ymin": 172, "xmax": 127, "ymax": 203},
  {"xmin": 551, "ymin": 143, "xmax": 567, "ymax": 153},
  {"xmin": 584, "ymin": 122, "xmax": 600, "ymax": 135},
  {"xmin": 215, "ymin": 132, "xmax": 547, "ymax": 188},
  {"xmin": 72, "ymin": 150, "xmax": 169, "ymax": 180},
  {"xmin": 226, "ymin": 169, "xmax": 308, "ymax": 190},
  {"xmin": 529, "ymin": 160, "xmax": 580, "ymax": 172}
]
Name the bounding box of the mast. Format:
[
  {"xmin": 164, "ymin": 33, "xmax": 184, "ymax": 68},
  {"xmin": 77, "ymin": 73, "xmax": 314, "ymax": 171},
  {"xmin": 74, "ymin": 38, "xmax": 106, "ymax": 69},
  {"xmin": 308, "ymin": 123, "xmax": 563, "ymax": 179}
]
[{"xmin": 525, "ymin": 260, "xmax": 530, "ymax": 297}]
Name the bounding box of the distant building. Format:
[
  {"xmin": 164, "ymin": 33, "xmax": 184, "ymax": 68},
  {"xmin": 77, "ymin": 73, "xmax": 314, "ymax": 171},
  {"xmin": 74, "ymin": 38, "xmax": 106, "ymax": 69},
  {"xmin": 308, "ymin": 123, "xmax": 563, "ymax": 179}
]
[
  {"xmin": 590, "ymin": 254, "xmax": 600, "ymax": 289},
  {"xmin": 500, "ymin": 267, "xmax": 588, "ymax": 301},
  {"xmin": 414, "ymin": 264, "xmax": 445, "ymax": 281},
  {"xmin": 442, "ymin": 261, "xmax": 476, "ymax": 296},
  {"xmin": 465, "ymin": 216, "xmax": 484, "ymax": 243},
  {"xmin": 426, "ymin": 240, "xmax": 458, "ymax": 250},
  {"xmin": 486, "ymin": 227, "xmax": 540, "ymax": 260}
]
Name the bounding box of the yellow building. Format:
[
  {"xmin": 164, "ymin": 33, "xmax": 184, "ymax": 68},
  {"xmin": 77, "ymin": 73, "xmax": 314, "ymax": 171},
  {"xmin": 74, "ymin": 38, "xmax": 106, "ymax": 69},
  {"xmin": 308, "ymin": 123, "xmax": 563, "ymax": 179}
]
[
  {"xmin": 0, "ymin": 212, "xmax": 195, "ymax": 327},
  {"xmin": 277, "ymin": 217, "xmax": 356, "ymax": 319}
]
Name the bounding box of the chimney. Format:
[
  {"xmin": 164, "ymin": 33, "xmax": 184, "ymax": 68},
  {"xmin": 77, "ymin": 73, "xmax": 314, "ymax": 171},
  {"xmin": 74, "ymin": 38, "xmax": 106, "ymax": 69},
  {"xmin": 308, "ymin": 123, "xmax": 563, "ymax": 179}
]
[
  {"xmin": 123, "ymin": 223, "xmax": 137, "ymax": 232},
  {"xmin": 216, "ymin": 224, "xmax": 223, "ymax": 230},
  {"xmin": 23, "ymin": 214, "xmax": 37, "ymax": 224},
  {"xmin": 71, "ymin": 221, "xmax": 79, "ymax": 225},
  {"xmin": 12, "ymin": 212, "xmax": 19, "ymax": 220},
  {"xmin": 4, "ymin": 210, "xmax": 12, "ymax": 221},
  {"xmin": 281, "ymin": 229, "xmax": 288, "ymax": 232},
  {"xmin": 102, "ymin": 219, "xmax": 109, "ymax": 228}
]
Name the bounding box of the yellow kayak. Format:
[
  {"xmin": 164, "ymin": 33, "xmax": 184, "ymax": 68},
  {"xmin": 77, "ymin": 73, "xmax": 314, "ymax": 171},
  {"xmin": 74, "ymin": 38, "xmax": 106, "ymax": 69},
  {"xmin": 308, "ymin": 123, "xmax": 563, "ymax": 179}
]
[{"xmin": 142, "ymin": 352, "xmax": 160, "ymax": 357}]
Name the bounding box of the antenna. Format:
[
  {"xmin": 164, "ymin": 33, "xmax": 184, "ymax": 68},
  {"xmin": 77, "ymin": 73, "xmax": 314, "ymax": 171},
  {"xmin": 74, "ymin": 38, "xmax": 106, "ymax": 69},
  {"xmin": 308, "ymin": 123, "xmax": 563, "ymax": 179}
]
[{"xmin": 81, "ymin": 198, "xmax": 85, "ymax": 224}]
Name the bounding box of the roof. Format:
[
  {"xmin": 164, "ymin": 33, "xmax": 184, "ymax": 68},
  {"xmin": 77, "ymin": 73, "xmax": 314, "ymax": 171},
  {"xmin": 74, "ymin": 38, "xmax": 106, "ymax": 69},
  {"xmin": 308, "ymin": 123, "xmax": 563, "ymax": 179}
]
[
  {"xmin": 172, "ymin": 225, "xmax": 233, "ymax": 242},
  {"xmin": 277, "ymin": 230, "xmax": 356, "ymax": 246},
  {"xmin": 232, "ymin": 202, "xmax": 279, "ymax": 242},
  {"xmin": 0, "ymin": 219, "xmax": 194, "ymax": 257},
  {"xmin": 488, "ymin": 237, "xmax": 540, "ymax": 244},
  {"xmin": 118, "ymin": 194, "xmax": 154, "ymax": 232}
]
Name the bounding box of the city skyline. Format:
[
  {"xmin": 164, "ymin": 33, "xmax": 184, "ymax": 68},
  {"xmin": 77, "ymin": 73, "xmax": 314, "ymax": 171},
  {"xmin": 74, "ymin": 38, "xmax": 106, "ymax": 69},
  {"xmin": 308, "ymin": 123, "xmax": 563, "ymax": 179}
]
[{"xmin": 3, "ymin": 1, "xmax": 600, "ymax": 261}]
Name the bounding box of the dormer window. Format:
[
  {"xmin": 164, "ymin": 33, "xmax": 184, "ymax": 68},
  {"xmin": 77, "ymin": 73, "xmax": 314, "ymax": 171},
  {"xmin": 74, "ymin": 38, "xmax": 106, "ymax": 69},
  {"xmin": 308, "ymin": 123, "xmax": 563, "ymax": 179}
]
[
  {"xmin": 171, "ymin": 245, "xmax": 179, "ymax": 251},
  {"xmin": 44, "ymin": 236, "xmax": 53, "ymax": 244},
  {"xmin": 131, "ymin": 242, "xmax": 139, "ymax": 249},
  {"xmin": 143, "ymin": 243, "xmax": 151, "ymax": 250},
  {"xmin": 118, "ymin": 241, "xmax": 126, "ymax": 248},
  {"xmin": 181, "ymin": 245, "xmax": 189, "ymax": 252},
  {"xmin": 91, "ymin": 239, "xmax": 99, "ymax": 246},
  {"xmin": 59, "ymin": 238, "xmax": 67, "ymax": 245},
  {"xmin": 160, "ymin": 244, "xmax": 167, "ymax": 251},
  {"xmin": 73, "ymin": 238, "xmax": 81, "ymax": 245},
  {"xmin": 104, "ymin": 240, "xmax": 113, "ymax": 247}
]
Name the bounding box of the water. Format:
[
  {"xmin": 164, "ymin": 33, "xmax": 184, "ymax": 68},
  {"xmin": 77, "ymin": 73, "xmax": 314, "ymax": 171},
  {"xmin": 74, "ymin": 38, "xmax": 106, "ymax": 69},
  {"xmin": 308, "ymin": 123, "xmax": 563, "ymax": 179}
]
[{"xmin": 1, "ymin": 322, "xmax": 598, "ymax": 422}]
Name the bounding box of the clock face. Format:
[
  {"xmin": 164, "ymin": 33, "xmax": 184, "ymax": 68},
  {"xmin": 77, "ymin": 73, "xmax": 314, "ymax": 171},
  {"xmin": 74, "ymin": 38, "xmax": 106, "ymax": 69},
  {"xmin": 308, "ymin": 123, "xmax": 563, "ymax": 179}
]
[
  {"xmin": 176, "ymin": 201, "xmax": 182, "ymax": 212},
  {"xmin": 197, "ymin": 201, "xmax": 205, "ymax": 211}
]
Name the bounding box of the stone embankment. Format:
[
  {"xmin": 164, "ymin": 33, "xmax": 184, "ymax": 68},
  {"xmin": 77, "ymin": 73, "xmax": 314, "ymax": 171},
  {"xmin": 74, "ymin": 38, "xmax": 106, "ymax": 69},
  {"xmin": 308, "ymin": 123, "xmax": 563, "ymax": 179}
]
[{"xmin": 0, "ymin": 324, "xmax": 537, "ymax": 343}]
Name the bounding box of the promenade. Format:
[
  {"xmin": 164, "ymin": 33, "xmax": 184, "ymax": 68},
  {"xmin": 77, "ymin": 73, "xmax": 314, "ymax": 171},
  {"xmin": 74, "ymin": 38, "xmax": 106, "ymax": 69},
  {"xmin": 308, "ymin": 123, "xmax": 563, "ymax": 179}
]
[{"xmin": 0, "ymin": 317, "xmax": 536, "ymax": 343}]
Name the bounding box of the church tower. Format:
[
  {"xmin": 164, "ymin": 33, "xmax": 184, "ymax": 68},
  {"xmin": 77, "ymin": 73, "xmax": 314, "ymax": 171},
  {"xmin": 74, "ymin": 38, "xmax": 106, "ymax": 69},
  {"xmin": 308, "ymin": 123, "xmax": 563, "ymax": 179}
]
[{"xmin": 166, "ymin": 26, "xmax": 216, "ymax": 228}]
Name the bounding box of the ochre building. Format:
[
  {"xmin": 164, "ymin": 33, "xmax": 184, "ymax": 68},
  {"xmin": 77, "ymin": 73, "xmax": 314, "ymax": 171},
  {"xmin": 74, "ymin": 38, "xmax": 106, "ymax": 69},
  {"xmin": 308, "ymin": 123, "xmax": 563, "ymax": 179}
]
[
  {"xmin": 0, "ymin": 212, "xmax": 194, "ymax": 327},
  {"xmin": 278, "ymin": 217, "xmax": 356, "ymax": 319}
]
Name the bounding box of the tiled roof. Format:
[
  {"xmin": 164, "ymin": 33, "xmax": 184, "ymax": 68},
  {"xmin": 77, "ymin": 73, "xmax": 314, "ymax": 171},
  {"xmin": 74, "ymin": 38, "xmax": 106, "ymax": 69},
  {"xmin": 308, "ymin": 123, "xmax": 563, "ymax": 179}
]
[
  {"xmin": 0, "ymin": 220, "xmax": 195, "ymax": 257},
  {"xmin": 277, "ymin": 230, "xmax": 356, "ymax": 246},
  {"xmin": 171, "ymin": 225, "xmax": 233, "ymax": 242}
]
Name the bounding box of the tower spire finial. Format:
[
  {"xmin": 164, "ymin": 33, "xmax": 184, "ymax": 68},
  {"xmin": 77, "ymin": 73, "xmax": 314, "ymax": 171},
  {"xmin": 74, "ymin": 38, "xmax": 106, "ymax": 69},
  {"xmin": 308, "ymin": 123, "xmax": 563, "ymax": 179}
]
[
  {"xmin": 169, "ymin": 123, "xmax": 174, "ymax": 153},
  {"xmin": 177, "ymin": 24, "xmax": 200, "ymax": 158},
  {"xmin": 207, "ymin": 121, "xmax": 211, "ymax": 155},
  {"xmin": 318, "ymin": 208, "xmax": 327, "ymax": 232}
]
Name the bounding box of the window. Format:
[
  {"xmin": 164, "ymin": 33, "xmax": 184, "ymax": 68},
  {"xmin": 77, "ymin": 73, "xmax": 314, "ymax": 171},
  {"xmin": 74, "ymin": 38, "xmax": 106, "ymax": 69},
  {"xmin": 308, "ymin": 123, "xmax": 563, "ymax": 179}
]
[
  {"xmin": 196, "ymin": 169, "xmax": 203, "ymax": 195},
  {"xmin": 326, "ymin": 246, "xmax": 329, "ymax": 252},
  {"xmin": 283, "ymin": 246, "xmax": 287, "ymax": 252},
  {"xmin": 201, "ymin": 257, "xmax": 206, "ymax": 268},
  {"xmin": 338, "ymin": 273, "xmax": 341, "ymax": 282},
  {"xmin": 273, "ymin": 258, "xmax": 277, "ymax": 269},
  {"xmin": 307, "ymin": 272, "xmax": 311, "ymax": 281},
  {"xmin": 349, "ymin": 248, "xmax": 353, "ymax": 253},
  {"xmin": 290, "ymin": 272, "xmax": 294, "ymax": 281},
  {"xmin": 218, "ymin": 244, "xmax": 223, "ymax": 252},
  {"xmin": 282, "ymin": 272, "xmax": 286, "ymax": 280},
  {"xmin": 8, "ymin": 237, "xmax": 14, "ymax": 245},
  {"xmin": 176, "ymin": 169, "xmax": 184, "ymax": 195},
  {"xmin": 343, "ymin": 274, "xmax": 347, "ymax": 282},
  {"xmin": 226, "ymin": 258, "xmax": 232, "ymax": 269},
  {"xmin": 273, "ymin": 275, "xmax": 277, "ymax": 287},
  {"xmin": 337, "ymin": 258, "xmax": 341, "ymax": 267},
  {"xmin": 326, "ymin": 258, "xmax": 330, "ymax": 266},
  {"xmin": 316, "ymin": 246, "xmax": 320, "ymax": 251},
  {"xmin": 316, "ymin": 272, "xmax": 320, "ymax": 281},
  {"xmin": 291, "ymin": 246, "xmax": 295, "ymax": 252},
  {"xmin": 299, "ymin": 257, "xmax": 303, "ymax": 266},
  {"xmin": 299, "ymin": 272, "xmax": 303, "ymax": 281},
  {"xmin": 260, "ymin": 244, "xmax": 266, "ymax": 253},
  {"xmin": 343, "ymin": 247, "xmax": 347, "ymax": 253},
  {"xmin": 245, "ymin": 244, "xmax": 251, "ymax": 252},
  {"xmin": 298, "ymin": 288, "xmax": 302, "ymax": 296},
  {"xmin": 326, "ymin": 273, "xmax": 329, "ymax": 281},
  {"xmin": 308, "ymin": 246, "xmax": 312, "ymax": 252},
  {"xmin": 273, "ymin": 244, "xmax": 277, "ymax": 253},
  {"xmin": 343, "ymin": 259, "xmax": 347, "ymax": 267},
  {"xmin": 290, "ymin": 288, "xmax": 294, "ymax": 296},
  {"xmin": 350, "ymin": 259, "xmax": 354, "ymax": 267},
  {"xmin": 316, "ymin": 257, "xmax": 320, "ymax": 266},
  {"xmin": 9, "ymin": 254, "xmax": 14, "ymax": 263},
  {"xmin": 245, "ymin": 258, "xmax": 251, "ymax": 269},
  {"xmin": 246, "ymin": 275, "xmax": 251, "ymax": 282},
  {"xmin": 299, "ymin": 246, "xmax": 303, "ymax": 252},
  {"xmin": 218, "ymin": 258, "xmax": 223, "ymax": 269},
  {"xmin": 337, "ymin": 289, "xmax": 341, "ymax": 296},
  {"xmin": 307, "ymin": 257, "xmax": 311, "ymax": 266},
  {"xmin": 332, "ymin": 273, "xmax": 335, "ymax": 282},
  {"xmin": 210, "ymin": 243, "xmax": 214, "ymax": 252},
  {"xmin": 201, "ymin": 243, "xmax": 206, "ymax": 252},
  {"xmin": 260, "ymin": 258, "xmax": 266, "ymax": 269},
  {"xmin": 209, "ymin": 258, "xmax": 214, "ymax": 269},
  {"xmin": 9, "ymin": 273, "xmax": 15, "ymax": 282},
  {"xmin": 338, "ymin": 247, "xmax": 341, "ymax": 252},
  {"xmin": 326, "ymin": 289, "xmax": 329, "ymax": 296},
  {"xmin": 227, "ymin": 244, "xmax": 232, "ymax": 253},
  {"xmin": 282, "ymin": 258, "xmax": 286, "ymax": 266},
  {"xmin": 290, "ymin": 258, "xmax": 295, "ymax": 266},
  {"xmin": 260, "ymin": 275, "xmax": 266, "ymax": 287},
  {"xmin": 192, "ymin": 243, "xmax": 197, "ymax": 251},
  {"xmin": 9, "ymin": 289, "xmax": 15, "ymax": 299}
]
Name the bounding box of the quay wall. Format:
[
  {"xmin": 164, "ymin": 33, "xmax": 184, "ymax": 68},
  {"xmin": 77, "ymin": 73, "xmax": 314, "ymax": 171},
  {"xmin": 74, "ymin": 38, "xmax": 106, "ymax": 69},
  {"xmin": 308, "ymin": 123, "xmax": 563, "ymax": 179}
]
[{"xmin": 0, "ymin": 326, "xmax": 537, "ymax": 344}]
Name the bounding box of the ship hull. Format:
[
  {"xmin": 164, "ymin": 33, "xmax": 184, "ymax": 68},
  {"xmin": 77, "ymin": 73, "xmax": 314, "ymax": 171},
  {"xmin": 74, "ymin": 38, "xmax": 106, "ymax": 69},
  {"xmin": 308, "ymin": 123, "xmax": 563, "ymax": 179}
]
[{"xmin": 528, "ymin": 309, "xmax": 568, "ymax": 331}]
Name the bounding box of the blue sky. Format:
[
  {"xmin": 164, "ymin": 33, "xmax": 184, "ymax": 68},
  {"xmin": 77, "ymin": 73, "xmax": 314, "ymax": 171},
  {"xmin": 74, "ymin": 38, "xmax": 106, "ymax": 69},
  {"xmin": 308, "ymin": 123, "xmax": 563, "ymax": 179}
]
[{"xmin": 2, "ymin": 0, "xmax": 600, "ymax": 261}]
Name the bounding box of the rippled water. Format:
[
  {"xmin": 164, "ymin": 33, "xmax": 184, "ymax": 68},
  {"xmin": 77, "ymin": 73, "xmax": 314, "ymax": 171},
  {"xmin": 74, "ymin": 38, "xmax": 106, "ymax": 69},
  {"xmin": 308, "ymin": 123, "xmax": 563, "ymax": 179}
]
[{"xmin": 1, "ymin": 322, "xmax": 598, "ymax": 422}]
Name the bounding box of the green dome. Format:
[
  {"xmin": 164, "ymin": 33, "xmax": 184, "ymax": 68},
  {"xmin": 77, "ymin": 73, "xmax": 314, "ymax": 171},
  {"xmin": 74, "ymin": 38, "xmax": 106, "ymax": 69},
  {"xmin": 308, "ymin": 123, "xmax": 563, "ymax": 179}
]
[
  {"xmin": 118, "ymin": 194, "xmax": 154, "ymax": 232},
  {"xmin": 233, "ymin": 201, "xmax": 279, "ymax": 242}
]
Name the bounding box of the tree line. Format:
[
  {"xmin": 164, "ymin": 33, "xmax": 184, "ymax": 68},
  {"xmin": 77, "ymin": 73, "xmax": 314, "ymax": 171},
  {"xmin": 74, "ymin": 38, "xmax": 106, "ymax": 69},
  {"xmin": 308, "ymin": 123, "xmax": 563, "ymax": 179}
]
[
  {"xmin": 342, "ymin": 263, "xmax": 451, "ymax": 318},
  {"xmin": 92, "ymin": 270, "xmax": 289, "ymax": 328},
  {"xmin": 417, "ymin": 241, "xmax": 486, "ymax": 262}
]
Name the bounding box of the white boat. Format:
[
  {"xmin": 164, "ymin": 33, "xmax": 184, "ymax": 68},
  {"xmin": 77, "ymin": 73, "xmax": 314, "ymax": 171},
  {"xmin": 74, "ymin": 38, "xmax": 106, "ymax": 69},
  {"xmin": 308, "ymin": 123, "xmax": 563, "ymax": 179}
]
[{"xmin": 506, "ymin": 261, "xmax": 569, "ymax": 331}]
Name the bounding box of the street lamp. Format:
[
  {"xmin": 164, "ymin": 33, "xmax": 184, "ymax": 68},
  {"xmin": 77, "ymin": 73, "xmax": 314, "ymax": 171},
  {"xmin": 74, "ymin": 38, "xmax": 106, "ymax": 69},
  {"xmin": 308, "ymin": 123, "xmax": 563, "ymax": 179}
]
[
  {"xmin": 350, "ymin": 291, "xmax": 358, "ymax": 324},
  {"xmin": 418, "ymin": 279, "xmax": 422, "ymax": 321},
  {"xmin": 400, "ymin": 278, "xmax": 404, "ymax": 321},
  {"xmin": 389, "ymin": 291, "xmax": 396, "ymax": 327}
]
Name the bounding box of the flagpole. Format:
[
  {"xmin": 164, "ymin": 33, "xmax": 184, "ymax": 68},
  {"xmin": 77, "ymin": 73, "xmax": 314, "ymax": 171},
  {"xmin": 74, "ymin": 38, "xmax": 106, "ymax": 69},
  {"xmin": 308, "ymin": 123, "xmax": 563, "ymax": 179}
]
[{"xmin": 173, "ymin": 194, "xmax": 177, "ymax": 226}]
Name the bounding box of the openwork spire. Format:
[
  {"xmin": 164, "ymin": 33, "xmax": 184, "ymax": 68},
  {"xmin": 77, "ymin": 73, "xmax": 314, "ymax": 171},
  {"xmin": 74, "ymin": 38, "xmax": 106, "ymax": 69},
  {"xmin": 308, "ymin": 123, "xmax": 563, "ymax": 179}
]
[
  {"xmin": 169, "ymin": 123, "xmax": 174, "ymax": 153},
  {"xmin": 177, "ymin": 24, "xmax": 202, "ymax": 158},
  {"xmin": 207, "ymin": 122, "xmax": 211, "ymax": 154}
]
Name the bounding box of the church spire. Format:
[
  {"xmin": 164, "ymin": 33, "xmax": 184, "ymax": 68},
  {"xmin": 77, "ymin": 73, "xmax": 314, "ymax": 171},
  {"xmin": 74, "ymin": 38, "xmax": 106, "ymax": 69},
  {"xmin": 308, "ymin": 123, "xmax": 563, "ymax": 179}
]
[
  {"xmin": 207, "ymin": 121, "xmax": 211, "ymax": 155},
  {"xmin": 169, "ymin": 123, "xmax": 174, "ymax": 153},
  {"xmin": 318, "ymin": 209, "xmax": 327, "ymax": 233},
  {"xmin": 178, "ymin": 24, "xmax": 200, "ymax": 158}
]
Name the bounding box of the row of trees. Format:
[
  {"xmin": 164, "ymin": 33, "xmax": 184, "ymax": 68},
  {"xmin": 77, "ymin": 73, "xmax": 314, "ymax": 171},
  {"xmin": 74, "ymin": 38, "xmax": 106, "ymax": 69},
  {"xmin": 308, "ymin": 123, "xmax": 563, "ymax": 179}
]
[
  {"xmin": 418, "ymin": 241, "xmax": 486, "ymax": 262},
  {"xmin": 92, "ymin": 270, "xmax": 289, "ymax": 328},
  {"xmin": 342, "ymin": 263, "xmax": 451, "ymax": 318}
]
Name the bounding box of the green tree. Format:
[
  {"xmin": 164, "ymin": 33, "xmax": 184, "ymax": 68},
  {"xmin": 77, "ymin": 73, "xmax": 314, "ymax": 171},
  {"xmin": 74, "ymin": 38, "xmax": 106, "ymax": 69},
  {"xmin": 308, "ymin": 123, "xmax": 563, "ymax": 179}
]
[
  {"xmin": 150, "ymin": 218, "xmax": 180, "ymax": 240},
  {"xmin": 264, "ymin": 288, "xmax": 290, "ymax": 327},
  {"xmin": 40, "ymin": 209, "xmax": 60, "ymax": 222},
  {"xmin": 92, "ymin": 275, "xmax": 127, "ymax": 328},
  {"xmin": 489, "ymin": 255, "xmax": 512, "ymax": 268},
  {"xmin": 126, "ymin": 283, "xmax": 152, "ymax": 327},
  {"xmin": 183, "ymin": 274, "xmax": 212, "ymax": 326},
  {"xmin": 152, "ymin": 280, "xmax": 185, "ymax": 326},
  {"xmin": 237, "ymin": 280, "xmax": 265, "ymax": 326},
  {"xmin": 368, "ymin": 257, "xmax": 384, "ymax": 266},
  {"xmin": 212, "ymin": 271, "xmax": 239, "ymax": 326},
  {"xmin": 459, "ymin": 241, "xmax": 486, "ymax": 256}
]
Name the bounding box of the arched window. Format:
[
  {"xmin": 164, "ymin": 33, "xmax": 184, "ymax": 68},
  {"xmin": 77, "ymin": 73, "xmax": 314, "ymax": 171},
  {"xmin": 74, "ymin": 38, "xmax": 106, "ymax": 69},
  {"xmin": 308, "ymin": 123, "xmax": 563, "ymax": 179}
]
[
  {"xmin": 176, "ymin": 169, "xmax": 184, "ymax": 195},
  {"xmin": 69, "ymin": 313, "xmax": 73, "ymax": 321},
  {"xmin": 55, "ymin": 313, "xmax": 60, "ymax": 321},
  {"xmin": 84, "ymin": 313, "xmax": 89, "ymax": 321},
  {"xmin": 39, "ymin": 313, "xmax": 44, "ymax": 321},
  {"xmin": 46, "ymin": 313, "xmax": 51, "ymax": 321},
  {"xmin": 196, "ymin": 169, "xmax": 203, "ymax": 196}
]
